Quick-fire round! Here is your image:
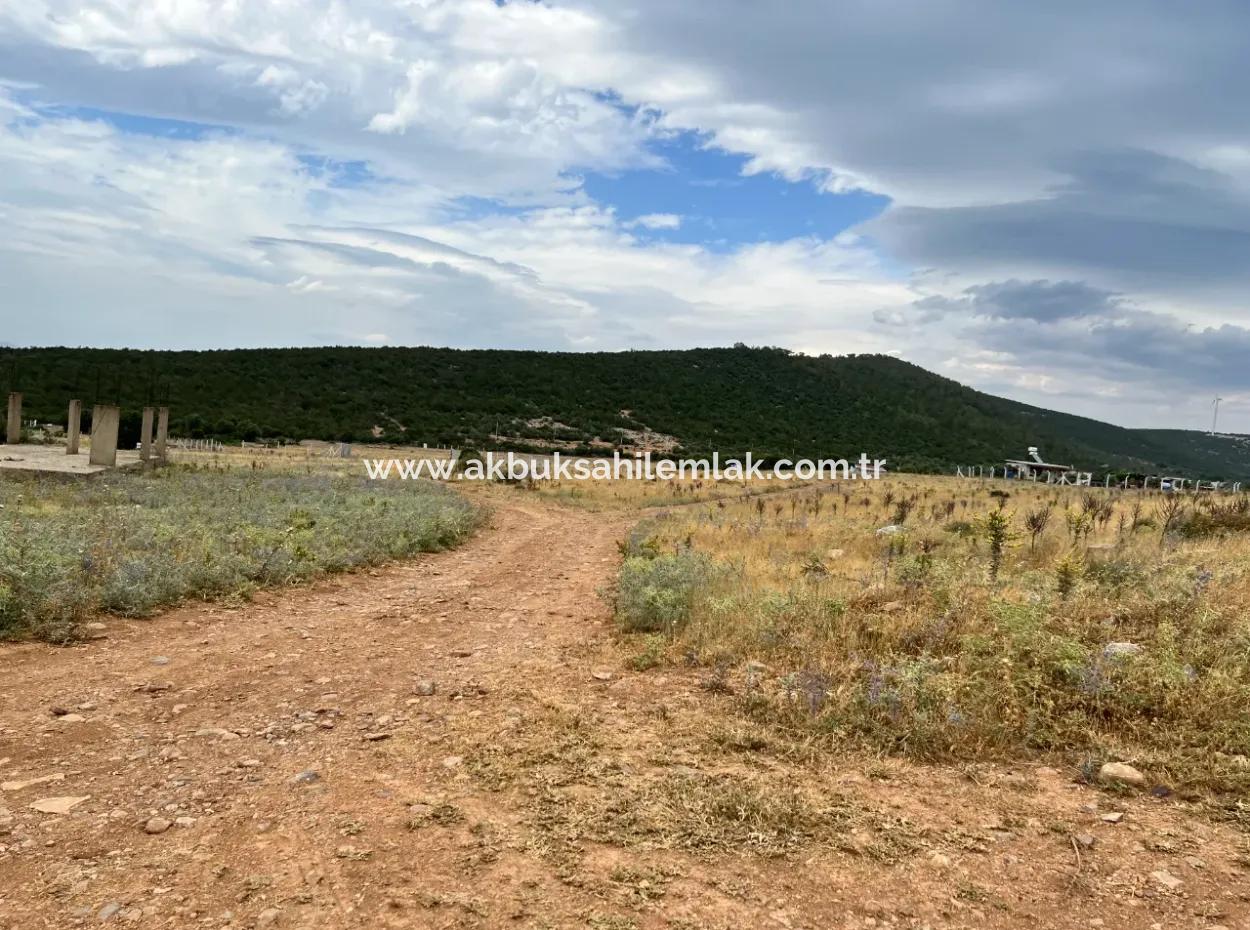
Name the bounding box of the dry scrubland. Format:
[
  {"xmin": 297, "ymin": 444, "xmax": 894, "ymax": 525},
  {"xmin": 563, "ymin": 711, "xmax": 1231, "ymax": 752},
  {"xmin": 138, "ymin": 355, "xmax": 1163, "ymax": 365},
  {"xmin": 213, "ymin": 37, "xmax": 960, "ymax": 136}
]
[
  {"xmin": 4, "ymin": 466, "xmax": 1250, "ymax": 926},
  {"xmin": 608, "ymin": 476, "xmax": 1250, "ymax": 808},
  {"xmin": 526, "ymin": 474, "xmax": 816, "ymax": 510},
  {"xmin": 0, "ymin": 459, "xmax": 480, "ymax": 642}
]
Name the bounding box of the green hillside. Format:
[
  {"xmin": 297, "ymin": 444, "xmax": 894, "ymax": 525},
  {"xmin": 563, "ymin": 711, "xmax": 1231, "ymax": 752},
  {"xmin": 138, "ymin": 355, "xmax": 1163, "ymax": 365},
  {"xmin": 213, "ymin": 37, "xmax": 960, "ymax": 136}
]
[{"xmin": 3, "ymin": 345, "xmax": 1246, "ymax": 478}]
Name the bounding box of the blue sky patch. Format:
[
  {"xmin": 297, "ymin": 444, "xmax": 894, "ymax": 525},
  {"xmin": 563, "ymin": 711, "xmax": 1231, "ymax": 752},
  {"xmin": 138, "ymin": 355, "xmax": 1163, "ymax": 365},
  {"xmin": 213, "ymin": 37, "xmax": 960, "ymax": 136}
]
[
  {"xmin": 31, "ymin": 102, "xmax": 224, "ymax": 141},
  {"xmin": 297, "ymin": 154, "xmax": 374, "ymax": 189},
  {"xmin": 582, "ymin": 131, "xmax": 890, "ymax": 249}
]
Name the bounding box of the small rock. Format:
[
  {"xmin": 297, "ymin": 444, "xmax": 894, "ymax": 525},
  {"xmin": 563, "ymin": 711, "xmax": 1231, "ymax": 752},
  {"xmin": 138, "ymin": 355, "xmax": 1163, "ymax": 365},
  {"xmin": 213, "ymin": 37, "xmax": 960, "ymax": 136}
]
[
  {"xmin": 413, "ymin": 680, "xmax": 437, "ymax": 696},
  {"xmin": 194, "ymin": 727, "xmax": 239, "ymax": 740},
  {"xmin": 591, "ymin": 669, "xmax": 614, "ymax": 681},
  {"xmin": 875, "ymin": 524, "xmax": 903, "ymax": 535},
  {"xmin": 1074, "ymin": 832, "xmax": 1096, "ymax": 848},
  {"xmin": 1150, "ymin": 869, "xmax": 1183, "ymax": 891},
  {"xmin": 144, "ymin": 817, "xmax": 173, "ymax": 835},
  {"xmin": 362, "ymin": 732, "xmax": 390, "ymax": 742},
  {"xmin": 56, "ymin": 713, "xmax": 86, "ymax": 723},
  {"xmin": 257, "ymin": 907, "xmax": 282, "ymax": 927},
  {"xmin": 1099, "ymin": 761, "xmax": 1146, "ymax": 788},
  {"xmin": 1, "ymin": 773, "xmax": 64, "ymax": 791},
  {"xmin": 928, "ymin": 852, "xmax": 951, "ymax": 869},
  {"xmin": 441, "ymin": 755, "xmax": 463, "ymax": 769},
  {"xmin": 29, "ymin": 795, "xmax": 89, "ymax": 814},
  {"xmin": 1101, "ymin": 812, "xmax": 1124, "ymax": 824},
  {"xmin": 289, "ymin": 770, "xmax": 320, "ymax": 786},
  {"xmin": 151, "ymin": 656, "xmax": 171, "ymax": 666},
  {"xmin": 98, "ymin": 902, "xmax": 123, "ymax": 921},
  {"xmin": 1102, "ymin": 642, "xmax": 1143, "ymax": 659}
]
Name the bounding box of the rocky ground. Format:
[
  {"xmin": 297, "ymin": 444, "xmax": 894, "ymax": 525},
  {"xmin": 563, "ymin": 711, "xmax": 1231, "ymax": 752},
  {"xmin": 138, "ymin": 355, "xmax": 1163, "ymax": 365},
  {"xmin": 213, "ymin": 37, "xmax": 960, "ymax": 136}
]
[{"xmin": 1, "ymin": 490, "xmax": 1248, "ymax": 929}]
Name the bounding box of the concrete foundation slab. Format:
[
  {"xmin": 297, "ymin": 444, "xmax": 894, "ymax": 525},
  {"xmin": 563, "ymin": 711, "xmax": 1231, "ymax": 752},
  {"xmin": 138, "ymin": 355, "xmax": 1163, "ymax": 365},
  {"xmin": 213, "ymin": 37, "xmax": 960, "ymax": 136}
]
[{"xmin": 0, "ymin": 443, "xmax": 142, "ymax": 475}]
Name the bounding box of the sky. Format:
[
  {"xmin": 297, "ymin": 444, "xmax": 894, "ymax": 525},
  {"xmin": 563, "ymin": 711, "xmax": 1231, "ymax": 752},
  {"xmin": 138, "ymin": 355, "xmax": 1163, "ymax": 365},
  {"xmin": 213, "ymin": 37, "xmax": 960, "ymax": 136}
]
[{"xmin": 1, "ymin": 0, "xmax": 1248, "ymax": 433}]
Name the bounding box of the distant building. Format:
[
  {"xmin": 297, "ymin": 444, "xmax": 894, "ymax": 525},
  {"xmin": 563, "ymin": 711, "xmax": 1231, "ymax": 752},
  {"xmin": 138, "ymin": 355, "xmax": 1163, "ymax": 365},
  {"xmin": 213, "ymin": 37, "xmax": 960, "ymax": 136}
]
[{"xmin": 1004, "ymin": 446, "xmax": 1072, "ymax": 480}]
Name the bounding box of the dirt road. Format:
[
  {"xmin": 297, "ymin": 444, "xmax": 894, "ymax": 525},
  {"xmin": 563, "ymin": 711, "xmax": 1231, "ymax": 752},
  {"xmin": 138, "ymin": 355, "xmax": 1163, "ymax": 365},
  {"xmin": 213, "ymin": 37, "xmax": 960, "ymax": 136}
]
[{"xmin": 2, "ymin": 492, "xmax": 1248, "ymax": 929}]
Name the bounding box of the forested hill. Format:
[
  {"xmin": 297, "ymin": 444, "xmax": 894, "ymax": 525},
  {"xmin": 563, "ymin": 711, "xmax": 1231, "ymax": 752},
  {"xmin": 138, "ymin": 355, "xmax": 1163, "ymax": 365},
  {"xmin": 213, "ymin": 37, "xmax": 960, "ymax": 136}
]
[{"xmin": 5, "ymin": 345, "xmax": 1247, "ymax": 477}]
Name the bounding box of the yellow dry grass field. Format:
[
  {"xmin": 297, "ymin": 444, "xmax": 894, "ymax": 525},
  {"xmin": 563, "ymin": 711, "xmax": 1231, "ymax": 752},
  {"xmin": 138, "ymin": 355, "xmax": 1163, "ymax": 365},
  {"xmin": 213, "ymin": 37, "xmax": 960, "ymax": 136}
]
[
  {"xmin": 608, "ymin": 474, "xmax": 1250, "ymax": 806},
  {"xmin": 522, "ymin": 474, "xmax": 817, "ymax": 510}
]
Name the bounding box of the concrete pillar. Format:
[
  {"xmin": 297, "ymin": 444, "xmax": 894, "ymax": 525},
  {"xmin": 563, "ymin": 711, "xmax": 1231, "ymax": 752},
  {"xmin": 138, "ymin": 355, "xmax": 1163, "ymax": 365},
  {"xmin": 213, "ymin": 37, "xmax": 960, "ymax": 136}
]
[
  {"xmin": 66, "ymin": 399, "xmax": 82, "ymax": 455},
  {"xmin": 140, "ymin": 406, "xmax": 155, "ymax": 462},
  {"xmin": 88, "ymin": 404, "xmax": 120, "ymax": 466},
  {"xmin": 5, "ymin": 392, "xmax": 20, "ymax": 444},
  {"xmin": 156, "ymin": 407, "xmax": 169, "ymax": 462}
]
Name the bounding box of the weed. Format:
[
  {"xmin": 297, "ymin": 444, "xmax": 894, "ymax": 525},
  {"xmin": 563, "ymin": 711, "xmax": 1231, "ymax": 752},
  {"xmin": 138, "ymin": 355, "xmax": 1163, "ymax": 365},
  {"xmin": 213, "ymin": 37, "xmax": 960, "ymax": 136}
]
[
  {"xmin": 610, "ymin": 475, "xmax": 1250, "ymax": 792},
  {"xmin": 0, "ymin": 468, "xmax": 480, "ymax": 641}
]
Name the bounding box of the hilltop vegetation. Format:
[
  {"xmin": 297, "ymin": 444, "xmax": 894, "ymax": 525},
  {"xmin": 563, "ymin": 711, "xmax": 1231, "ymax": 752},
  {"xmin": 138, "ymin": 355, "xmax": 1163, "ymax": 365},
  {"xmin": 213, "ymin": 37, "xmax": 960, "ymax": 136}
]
[{"xmin": 4, "ymin": 345, "xmax": 1246, "ymax": 477}]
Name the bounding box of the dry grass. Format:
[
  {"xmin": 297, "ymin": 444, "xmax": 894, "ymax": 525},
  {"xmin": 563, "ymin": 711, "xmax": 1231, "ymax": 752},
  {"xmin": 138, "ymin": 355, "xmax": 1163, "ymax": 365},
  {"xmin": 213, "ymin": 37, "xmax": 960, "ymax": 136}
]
[
  {"xmin": 609, "ymin": 475, "xmax": 1250, "ymax": 794},
  {"xmin": 519, "ymin": 474, "xmax": 815, "ymax": 511},
  {"xmin": 462, "ymin": 704, "xmax": 919, "ymax": 861}
]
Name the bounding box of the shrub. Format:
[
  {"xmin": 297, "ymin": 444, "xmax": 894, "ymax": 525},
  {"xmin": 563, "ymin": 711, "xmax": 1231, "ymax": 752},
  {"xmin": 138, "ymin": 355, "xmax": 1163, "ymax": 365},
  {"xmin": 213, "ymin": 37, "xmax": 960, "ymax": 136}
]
[
  {"xmin": 615, "ymin": 550, "xmax": 713, "ymax": 633},
  {"xmin": 0, "ymin": 468, "xmax": 481, "ymax": 641}
]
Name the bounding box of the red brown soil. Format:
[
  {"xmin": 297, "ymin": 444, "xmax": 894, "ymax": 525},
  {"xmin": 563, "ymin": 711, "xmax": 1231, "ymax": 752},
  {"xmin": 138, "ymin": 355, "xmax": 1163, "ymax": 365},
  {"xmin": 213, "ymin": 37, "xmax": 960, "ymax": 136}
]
[{"xmin": 1, "ymin": 492, "xmax": 1247, "ymax": 929}]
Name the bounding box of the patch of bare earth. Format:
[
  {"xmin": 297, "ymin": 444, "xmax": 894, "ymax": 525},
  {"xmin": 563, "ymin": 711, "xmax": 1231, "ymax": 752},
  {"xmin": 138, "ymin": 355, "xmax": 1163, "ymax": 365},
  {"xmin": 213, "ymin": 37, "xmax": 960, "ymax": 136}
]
[{"xmin": 1, "ymin": 490, "xmax": 1248, "ymax": 930}]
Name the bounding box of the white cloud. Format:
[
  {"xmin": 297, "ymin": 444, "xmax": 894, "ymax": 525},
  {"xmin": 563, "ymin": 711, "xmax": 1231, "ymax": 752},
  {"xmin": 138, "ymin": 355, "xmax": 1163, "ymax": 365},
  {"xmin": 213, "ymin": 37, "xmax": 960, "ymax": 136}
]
[
  {"xmin": 1, "ymin": 0, "xmax": 1249, "ymax": 430},
  {"xmin": 0, "ymin": 86, "xmax": 911, "ymax": 355},
  {"xmin": 626, "ymin": 213, "xmax": 681, "ymax": 230}
]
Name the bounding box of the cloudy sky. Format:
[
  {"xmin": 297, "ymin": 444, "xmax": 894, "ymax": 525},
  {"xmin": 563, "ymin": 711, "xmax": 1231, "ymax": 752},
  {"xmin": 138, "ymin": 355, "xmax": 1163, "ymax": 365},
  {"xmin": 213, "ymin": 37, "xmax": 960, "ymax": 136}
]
[{"xmin": 2, "ymin": 0, "xmax": 1248, "ymax": 432}]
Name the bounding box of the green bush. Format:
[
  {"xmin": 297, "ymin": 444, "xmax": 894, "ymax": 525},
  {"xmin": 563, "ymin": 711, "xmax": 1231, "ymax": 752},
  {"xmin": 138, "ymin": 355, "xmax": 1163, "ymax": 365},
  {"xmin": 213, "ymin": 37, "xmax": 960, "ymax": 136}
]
[
  {"xmin": 615, "ymin": 550, "xmax": 713, "ymax": 633},
  {"xmin": 0, "ymin": 469, "xmax": 481, "ymax": 641}
]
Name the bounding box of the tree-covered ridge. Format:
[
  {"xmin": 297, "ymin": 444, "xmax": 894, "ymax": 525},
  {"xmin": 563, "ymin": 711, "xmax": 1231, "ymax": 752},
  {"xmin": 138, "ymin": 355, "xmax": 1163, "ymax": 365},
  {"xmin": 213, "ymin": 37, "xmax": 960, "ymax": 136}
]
[{"xmin": 4, "ymin": 345, "xmax": 1247, "ymax": 477}]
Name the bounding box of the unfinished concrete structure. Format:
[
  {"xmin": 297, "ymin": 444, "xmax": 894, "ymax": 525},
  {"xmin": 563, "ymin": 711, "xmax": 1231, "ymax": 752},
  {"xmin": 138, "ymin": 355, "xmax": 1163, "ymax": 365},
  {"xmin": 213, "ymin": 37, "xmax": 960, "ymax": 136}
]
[
  {"xmin": 1004, "ymin": 446, "xmax": 1073, "ymax": 481},
  {"xmin": 66, "ymin": 399, "xmax": 82, "ymax": 454},
  {"xmin": 88, "ymin": 404, "xmax": 121, "ymax": 467},
  {"xmin": 5, "ymin": 392, "xmax": 20, "ymax": 444},
  {"xmin": 140, "ymin": 406, "xmax": 155, "ymax": 462},
  {"xmin": 0, "ymin": 393, "xmax": 157, "ymax": 476},
  {"xmin": 1002, "ymin": 446, "xmax": 1094, "ymax": 485},
  {"xmin": 156, "ymin": 406, "xmax": 169, "ymax": 462}
]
